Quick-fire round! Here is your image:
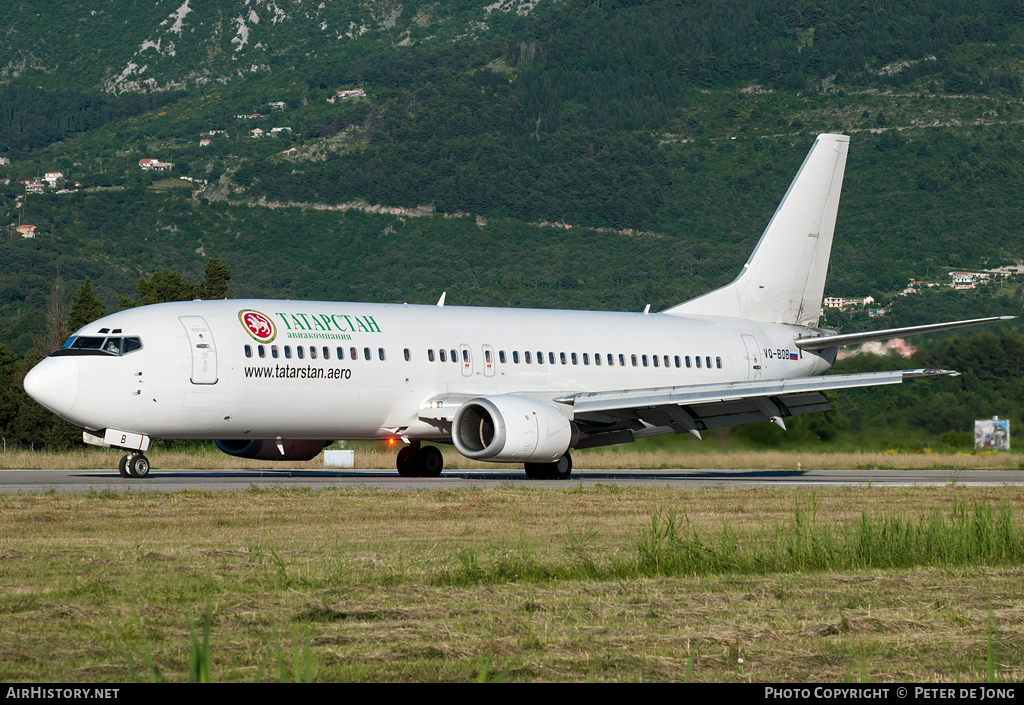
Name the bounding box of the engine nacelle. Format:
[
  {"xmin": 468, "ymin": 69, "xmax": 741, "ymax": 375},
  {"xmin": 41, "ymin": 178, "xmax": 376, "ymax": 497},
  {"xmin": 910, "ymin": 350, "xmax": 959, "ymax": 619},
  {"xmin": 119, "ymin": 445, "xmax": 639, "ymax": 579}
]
[
  {"xmin": 452, "ymin": 396, "xmax": 575, "ymax": 463},
  {"xmin": 214, "ymin": 439, "xmax": 329, "ymax": 461}
]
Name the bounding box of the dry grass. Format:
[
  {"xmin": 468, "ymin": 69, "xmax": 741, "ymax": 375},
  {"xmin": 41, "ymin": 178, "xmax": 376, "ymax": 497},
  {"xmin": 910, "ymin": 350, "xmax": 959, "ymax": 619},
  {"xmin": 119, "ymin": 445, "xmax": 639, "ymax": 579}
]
[
  {"xmin": 1, "ymin": 484, "xmax": 1024, "ymax": 681},
  {"xmin": 1, "ymin": 446, "xmax": 1019, "ymax": 471}
]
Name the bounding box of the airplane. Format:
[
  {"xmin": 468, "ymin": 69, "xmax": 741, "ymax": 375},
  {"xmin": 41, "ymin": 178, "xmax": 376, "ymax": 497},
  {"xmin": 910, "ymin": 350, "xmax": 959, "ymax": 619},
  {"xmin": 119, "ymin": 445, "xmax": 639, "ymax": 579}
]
[{"xmin": 23, "ymin": 133, "xmax": 1013, "ymax": 479}]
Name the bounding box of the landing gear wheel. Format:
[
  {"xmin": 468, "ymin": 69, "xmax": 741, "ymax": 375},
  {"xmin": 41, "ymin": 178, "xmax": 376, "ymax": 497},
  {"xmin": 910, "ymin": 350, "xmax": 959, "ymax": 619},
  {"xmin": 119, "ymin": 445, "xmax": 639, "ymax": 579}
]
[
  {"xmin": 396, "ymin": 446, "xmax": 418, "ymax": 477},
  {"xmin": 524, "ymin": 452, "xmax": 573, "ymax": 480},
  {"xmin": 524, "ymin": 463, "xmax": 548, "ymax": 480},
  {"xmin": 550, "ymin": 452, "xmax": 572, "ymax": 480},
  {"xmin": 416, "ymin": 446, "xmax": 444, "ymax": 478},
  {"xmin": 118, "ymin": 454, "xmax": 130, "ymax": 478},
  {"xmin": 127, "ymin": 454, "xmax": 150, "ymax": 478}
]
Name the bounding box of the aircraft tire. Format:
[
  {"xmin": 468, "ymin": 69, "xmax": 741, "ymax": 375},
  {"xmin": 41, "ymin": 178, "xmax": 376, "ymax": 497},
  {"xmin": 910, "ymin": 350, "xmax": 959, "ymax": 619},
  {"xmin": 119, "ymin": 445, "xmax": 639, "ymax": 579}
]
[
  {"xmin": 417, "ymin": 446, "xmax": 443, "ymax": 478},
  {"xmin": 551, "ymin": 452, "xmax": 572, "ymax": 480},
  {"xmin": 523, "ymin": 463, "xmax": 548, "ymax": 480},
  {"xmin": 128, "ymin": 454, "xmax": 150, "ymax": 478},
  {"xmin": 396, "ymin": 446, "xmax": 418, "ymax": 477},
  {"xmin": 118, "ymin": 455, "xmax": 130, "ymax": 478}
]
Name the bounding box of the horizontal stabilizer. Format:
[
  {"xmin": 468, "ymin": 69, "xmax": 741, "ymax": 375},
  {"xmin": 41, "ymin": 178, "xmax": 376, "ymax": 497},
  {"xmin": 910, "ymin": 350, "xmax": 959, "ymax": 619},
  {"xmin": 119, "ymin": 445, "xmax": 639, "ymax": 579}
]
[{"xmin": 795, "ymin": 316, "xmax": 1016, "ymax": 351}]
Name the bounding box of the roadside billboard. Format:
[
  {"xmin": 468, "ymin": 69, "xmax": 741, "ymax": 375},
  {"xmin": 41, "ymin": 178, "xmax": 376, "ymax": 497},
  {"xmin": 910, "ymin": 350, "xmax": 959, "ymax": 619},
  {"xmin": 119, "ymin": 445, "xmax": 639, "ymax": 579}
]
[{"xmin": 975, "ymin": 418, "xmax": 1010, "ymax": 450}]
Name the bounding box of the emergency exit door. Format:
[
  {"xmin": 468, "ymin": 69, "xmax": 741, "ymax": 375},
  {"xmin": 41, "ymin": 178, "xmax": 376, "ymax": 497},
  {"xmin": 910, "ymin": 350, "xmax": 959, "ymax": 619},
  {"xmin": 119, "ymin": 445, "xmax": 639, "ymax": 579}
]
[{"xmin": 180, "ymin": 316, "xmax": 218, "ymax": 384}]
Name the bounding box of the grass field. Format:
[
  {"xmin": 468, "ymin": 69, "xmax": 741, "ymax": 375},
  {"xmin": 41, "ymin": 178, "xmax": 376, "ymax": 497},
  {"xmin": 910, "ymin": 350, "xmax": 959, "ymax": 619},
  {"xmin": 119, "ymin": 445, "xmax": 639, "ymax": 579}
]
[{"xmin": 2, "ymin": 484, "xmax": 1024, "ymax": 682}]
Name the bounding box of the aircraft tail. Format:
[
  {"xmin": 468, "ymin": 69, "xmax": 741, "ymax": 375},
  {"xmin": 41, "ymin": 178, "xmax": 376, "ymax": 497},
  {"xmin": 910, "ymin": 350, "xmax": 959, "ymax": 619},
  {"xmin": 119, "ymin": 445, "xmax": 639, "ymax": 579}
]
[{"xmin": 663, "ymin": 133, "xmax": 849, "ymax": 326}]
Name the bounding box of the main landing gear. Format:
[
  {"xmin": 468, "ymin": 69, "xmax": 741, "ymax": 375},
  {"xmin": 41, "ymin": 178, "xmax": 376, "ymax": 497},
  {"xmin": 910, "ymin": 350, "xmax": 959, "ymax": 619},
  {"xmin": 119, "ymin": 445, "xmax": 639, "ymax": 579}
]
[
  {"xmin": 524, "ymin": 452, "xmax": 573, "ymax": 480},
  {"xmin": 396, "ymin": 442, "xmax": 444, "ymax": 478},
  {"xmin": 118, "ymin": 453, "xmax": 151, "ymax": 479}
]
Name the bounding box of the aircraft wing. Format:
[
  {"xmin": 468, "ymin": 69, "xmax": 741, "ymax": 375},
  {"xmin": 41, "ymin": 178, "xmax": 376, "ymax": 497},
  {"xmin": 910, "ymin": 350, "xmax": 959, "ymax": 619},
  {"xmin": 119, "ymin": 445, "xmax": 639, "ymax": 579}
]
[
  {"xmin": 561, "ymin": 368, "xmax": 959, "ymax": 446},
  {"xmin": 420, "ymin": 369, "xmax": 958, "ymax": 448}
]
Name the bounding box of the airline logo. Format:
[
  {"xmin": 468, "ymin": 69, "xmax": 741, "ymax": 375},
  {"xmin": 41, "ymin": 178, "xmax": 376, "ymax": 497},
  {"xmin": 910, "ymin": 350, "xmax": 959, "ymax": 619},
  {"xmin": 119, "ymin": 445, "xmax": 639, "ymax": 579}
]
[{"xmin": 239, "ymin": 310, "xmax": 277, "ymax": 343}]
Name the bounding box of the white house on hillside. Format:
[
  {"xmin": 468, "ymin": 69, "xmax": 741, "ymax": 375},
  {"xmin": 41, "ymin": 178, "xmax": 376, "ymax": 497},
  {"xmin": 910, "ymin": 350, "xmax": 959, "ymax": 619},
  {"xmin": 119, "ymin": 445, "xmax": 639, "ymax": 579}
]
[{"xmin": 139, "ymin": 158, "xmax": 173, "ymax": 172}]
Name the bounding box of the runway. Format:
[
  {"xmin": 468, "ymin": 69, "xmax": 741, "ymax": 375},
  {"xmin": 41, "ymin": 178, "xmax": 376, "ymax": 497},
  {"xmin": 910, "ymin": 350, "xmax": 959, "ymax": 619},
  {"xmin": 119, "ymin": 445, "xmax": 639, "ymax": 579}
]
[{"xmin": 2, "ymin": 467, "xmax": 1023, "ymax": 492}]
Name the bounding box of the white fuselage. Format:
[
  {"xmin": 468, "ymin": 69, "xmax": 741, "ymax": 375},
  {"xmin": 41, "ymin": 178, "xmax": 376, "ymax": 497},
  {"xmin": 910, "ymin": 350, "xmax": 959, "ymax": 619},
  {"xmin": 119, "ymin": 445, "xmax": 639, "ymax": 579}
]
[{"xmin": 30, "ymin": 299, "xmax": 833, "ymax": 441}]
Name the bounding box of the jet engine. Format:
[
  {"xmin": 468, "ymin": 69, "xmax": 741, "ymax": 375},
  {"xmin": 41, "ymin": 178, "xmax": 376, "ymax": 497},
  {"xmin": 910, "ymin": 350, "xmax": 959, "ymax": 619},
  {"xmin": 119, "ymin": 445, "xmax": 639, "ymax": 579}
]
[
  {"xmin": 452, "ymin": 395, "xmax": 576, "ymax": 463},
  {"xmin": 214, "ymin": 439, "xmax": 330, "ymax": 461}
]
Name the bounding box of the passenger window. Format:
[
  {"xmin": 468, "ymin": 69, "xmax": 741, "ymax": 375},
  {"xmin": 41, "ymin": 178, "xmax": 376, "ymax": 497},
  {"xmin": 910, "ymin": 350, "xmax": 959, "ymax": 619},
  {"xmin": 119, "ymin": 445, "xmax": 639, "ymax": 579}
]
[
  {"xmin": 525, "ymin": 351, "xmax": 531, "ymax": 364},
  {"xmin": 560, "ymin": 352, "xmax": 567, "ymax": 365},
  {"xmin": 583, "ymin": 353, "xmax": 589, "ymax": 365},
  {"xmin": 123, "ymin": 337, "xmax": 143, "ymax": 354},
  {"xmin": 652, "ymin": 355, "xmax": 659, "ymax": 368},
  {"xmin": 695, "ymin": 356, "xmax": 701, "ymax": 368},
  {"xmin": 403, "ymin": 348, "xmax": 410, "ymax": 362},
  {"xmin": 706, "ymin": 356, "xmax": 712, "ymax": 369},
  {"xmin": 258, "ymin": 345, "xmax": 266, "ymax": 358},
  {"xmin": 664, "ymin": 355, "xmax": 670, "ymax": 367},
  {"xmin": 716, "ymin": 356, "xmax": 722, "ymax": 369},
  {"xmin": 350, "ymin": 347, "xmax": 357, "ymax": 360},
  {"xmin": 674, "ymin": 355, "xmax": 680, "ymax": 368},
  {"xmin": 298, "ymin": 346, "xmax": 305, "ymax": 360},
  {"xmin": 271, "ymin": 345, "xmax": 279, "ymax": 359},
  {"xmin": 379, "ymin": 348, "xmax": 386, "ymax": 361},
  {"xmin": 632, "ymin": 354, "xmax": 638, "ymax": 367},
  {"xmin": 451, "ymin": 350, "xmax": 457, "ymax": 363},
  {"xmin": 642, "ymin": 355, "xmax": 648, "ymax": 367},
  {"xmin": 685, "ymin": 356, "xmax": 691, "ymax": 368},
  {"xmin": 310, "ymin": 347, "xmax": 317, "ymax": 360},
  {"xmin": 618, "ymin": 354, "xmax": 625, "ymax": 366},
  {"xmin": 323, "ymin": 347, "xmax": 330, "ymax": 360},
  {"xmin": 485, "ymin": 350, "xmax": 492, "ymax": 363},
  {"xmin": 513, "ymin": 351, "xmax": 520, "ymax": 364},
  {"xmin": 364, "ymin": 347, "xmax": 371, "ymax": 361},
  {"xmin": 337, "ymin": 347, "xmax": 345, "ymax": 360},
  {"xmin": 607, "ymin": 354, "xmax": 614, "ymax": 366},
  {"xmin": 595, "ymin": 353, "xmax": 602, "ymax": 366},
  {"xmin": 548, "ymin": 352, "xmax": 555, "ymax": 365},
  {"xmin": 537, "ymin": 352, "xmax": 544, "ymax": 365},
  {"xmin": 428, "ymin": 349, "xmax": 435, "ymax": 362},
  {"xmin": 244, "ymin": 345, "xmax": 252, "ymax": 358},
  {"xmin": 285, "ymin": 346, "xmax": 292, "ymax": 359},
  {"xmin": 462, "ymin": 349, "xmax": 469, "ymax": 362},
  {"xmin": 439, "ymin": 349, "xmax": 446, "ymax": 362},
  {"xmin": 499, "ymin": 351, "xmax": 506, "ymax": 364}
]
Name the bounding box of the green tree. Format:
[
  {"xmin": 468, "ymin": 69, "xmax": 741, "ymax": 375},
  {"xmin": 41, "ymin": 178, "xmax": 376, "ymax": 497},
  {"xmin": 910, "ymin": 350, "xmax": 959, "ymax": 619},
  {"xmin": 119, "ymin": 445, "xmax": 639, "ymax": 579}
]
[
  {"xmin": 197, "ymin": 258, "xmax": 231, "ymax": 300},
  {"xmin": 66, "ymin": 280, "xmax": 105, "ymax": 334},
  {"xmin": 119, "ymin": 270, "xmax": 197, "ymax": 310}
]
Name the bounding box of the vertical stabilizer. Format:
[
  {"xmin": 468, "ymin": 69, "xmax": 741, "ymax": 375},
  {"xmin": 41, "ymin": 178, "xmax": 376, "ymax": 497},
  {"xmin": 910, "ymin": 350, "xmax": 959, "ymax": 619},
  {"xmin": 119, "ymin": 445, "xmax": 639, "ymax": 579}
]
[{"xmin": 663, "ymin": 133, "xmax": 849, "ymax": 325}]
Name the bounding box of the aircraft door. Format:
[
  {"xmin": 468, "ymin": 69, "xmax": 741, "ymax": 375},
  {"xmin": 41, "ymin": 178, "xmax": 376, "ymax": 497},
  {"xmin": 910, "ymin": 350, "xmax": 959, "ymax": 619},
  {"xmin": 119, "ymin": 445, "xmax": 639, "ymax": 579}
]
[
  {"xmin": 180, "ymin": 316, "xmax": 218, "ymax": 384},
  {"xmin": 459, "ymin": 344, "xmax": 473, "ymax": 377},
  {"xmin": 482, "ymin": 345, "xmax": 495, "ymax": 377},
  {"xmin": 741, "ymin": 334, "xmax": 762, "ymax": 381}
]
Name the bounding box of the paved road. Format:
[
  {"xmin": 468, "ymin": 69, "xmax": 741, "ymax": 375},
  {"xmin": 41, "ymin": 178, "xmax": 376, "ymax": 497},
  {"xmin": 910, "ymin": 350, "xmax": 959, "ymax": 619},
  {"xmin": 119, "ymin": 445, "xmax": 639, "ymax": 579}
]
[{"xmin": 1, "ymin": 467, "xmax": 1023, "ymax": 492}]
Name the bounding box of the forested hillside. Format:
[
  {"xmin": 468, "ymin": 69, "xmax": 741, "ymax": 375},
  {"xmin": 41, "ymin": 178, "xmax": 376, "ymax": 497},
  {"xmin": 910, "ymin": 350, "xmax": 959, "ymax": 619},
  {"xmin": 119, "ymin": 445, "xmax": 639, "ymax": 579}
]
[{"xmin": 3, "ymin": 0, "xmax": 1024, "ymax": 449}]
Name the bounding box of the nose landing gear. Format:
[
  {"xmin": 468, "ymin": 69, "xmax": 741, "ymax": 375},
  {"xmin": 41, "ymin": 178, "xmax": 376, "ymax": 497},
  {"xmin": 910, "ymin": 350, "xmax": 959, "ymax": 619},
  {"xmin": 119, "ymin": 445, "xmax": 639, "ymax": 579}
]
[{"xmin": 118, "ymin": 453, "xmax": 151, "ymax": 478}]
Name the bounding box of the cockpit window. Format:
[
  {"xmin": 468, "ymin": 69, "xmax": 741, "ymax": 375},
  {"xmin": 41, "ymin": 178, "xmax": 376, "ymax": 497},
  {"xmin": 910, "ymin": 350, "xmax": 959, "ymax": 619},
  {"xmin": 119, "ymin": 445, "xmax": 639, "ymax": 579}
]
[
  {"xmin": 52, "ymin": 335, "xmax": 143, "ymax": 358},
  {"xmin": 70, "ymin": 336, "xmax": 105, "ymax": 350}
]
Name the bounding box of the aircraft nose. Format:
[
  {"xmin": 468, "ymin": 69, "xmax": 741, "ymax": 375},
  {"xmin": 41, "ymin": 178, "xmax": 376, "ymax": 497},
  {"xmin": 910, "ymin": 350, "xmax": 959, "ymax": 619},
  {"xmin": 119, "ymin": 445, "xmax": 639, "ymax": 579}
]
[{"xmin": 24, "ymin": 356, "xmax": 79, "ymax": 416}]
